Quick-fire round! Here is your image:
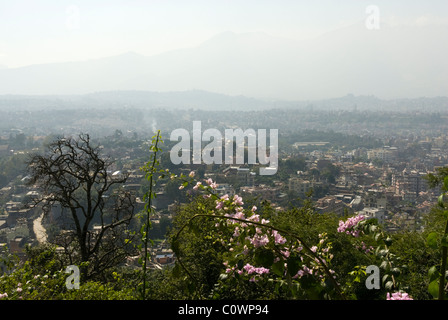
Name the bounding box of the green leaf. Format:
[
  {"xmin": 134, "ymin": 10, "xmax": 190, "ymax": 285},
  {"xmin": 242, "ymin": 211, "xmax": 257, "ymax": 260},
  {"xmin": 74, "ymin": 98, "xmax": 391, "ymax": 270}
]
[
  {"xmin": 384, "ymin": 237, "xmax": 393, "ymax": 247},
  {"xmin": 391, "ymin": 267, "xmax": 401, "ymax": 276},
  {"xmin": 428, "ymin": 265, "xmax": 440, "ymax": 282},
  {"xmin": 382, "ymin": 274, "xmax": 389, "ymax": 285},
  {"xmin": 427, "ymin": 232, "xmax": 439, "ymax": 249},
  {"xmin": 384, "ymin": 281, "xmax": 394, "ymax": 291},
  {"xmin": 428, "ymin": 279, "xmax": 439, "ymax": 299},
  {"xmin": 272, "ymin": 259, "xmax": 285, "ymax": 277},
  {"xmin": 442, "ymin": 235, "xmax": 448, "ymax": 248},
  {"xmin": 286, "ymin": 256, "xmax": 301, "ymax": 277},
  {"xmin": 438, "ymin": 194, "xmax": 445, "ymax": 208},
  {"xmin": 374, "ymin": 233, "xmax": 382, "ymax": 242},
  {"xmin": 380, "ymin": 260, "xmax": 389, "ymax": 271},
  {"xmin": 254, "ymin": 249, "xmax": 274, "ymax": 268},
  {"xmin": 444, "ymin": 176, "xmax": 448, "ymax": 191},
  {"xmin": 219, "ymin": 273, "xmax": 228, "ymax": 281}
]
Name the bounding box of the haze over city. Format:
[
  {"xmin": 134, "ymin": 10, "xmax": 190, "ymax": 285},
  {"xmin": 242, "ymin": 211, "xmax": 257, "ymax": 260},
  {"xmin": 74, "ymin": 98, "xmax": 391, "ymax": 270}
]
[{"xmin": 0, "ymin": 1, "xmax": 447, "ymax": 100}]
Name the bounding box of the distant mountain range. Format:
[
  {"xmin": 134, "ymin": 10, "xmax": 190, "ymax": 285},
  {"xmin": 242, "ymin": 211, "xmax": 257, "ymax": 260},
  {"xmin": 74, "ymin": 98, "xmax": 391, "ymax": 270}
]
[
  {"xmin": 0, "ymin": 90, "xmax": 447, "ymax": 113},
  {"xmin": 0, "ymin": 22, "xmax": 447, "ymax": 101}
]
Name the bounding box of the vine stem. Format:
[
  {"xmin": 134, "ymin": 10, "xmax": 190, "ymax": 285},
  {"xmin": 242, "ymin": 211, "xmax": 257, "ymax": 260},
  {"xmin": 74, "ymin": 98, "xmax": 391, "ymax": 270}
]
[
  {"xmin": 172, "ymin": 212, "xmax": 346, "ymax": 300},
  {"xmin": 141, "ymin": 130, "xmax": 161, "ymax": 300}
]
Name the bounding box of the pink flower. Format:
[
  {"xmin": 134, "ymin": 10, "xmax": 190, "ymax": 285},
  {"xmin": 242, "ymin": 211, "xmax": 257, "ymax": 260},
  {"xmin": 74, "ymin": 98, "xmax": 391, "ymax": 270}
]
[
  {"xmin": 337, "ymin": 215, "xmax": 365, "ymax": 237},
  {"xmin": 233, "ymin": 194, "xmax": 244, "ymax": 206},
  {"xmin": 189, "ymin": 171, "xmax": 195, "ymax": 177},
  {"xmin": 233, "ymin": 211, "xmax": 245, "ymax": 220},
  {"xmin": 387, "ymin": 292, "xmax": 413, "ymax": 300},
  {"xmin": 247, "ymin": 214, "xmax": 260, "ymax": 223},
  {"xmin": 296, "ymin": 266, "xmax": 312, "ymax": 277},
  {"xmin": 244, "ymin": 263, "xmax": 256, "ymax": 274},
  {"xmin": 272, "ymin": 230, "xmax": 286, "ymax": 245},
  {"xmin": 193, "ymin": 182, "xmax": 202, "ymax": 190},
  {"xmin": 243, "ymin": 263, "xmax": 270, "ymax": 275},
  {"xmin": 250, "ymin": 234, "xmax": 270, "ymax": 248},
  {"xmin": 281, "ymin": 249, "xmax": 290, "ymax": 258}
]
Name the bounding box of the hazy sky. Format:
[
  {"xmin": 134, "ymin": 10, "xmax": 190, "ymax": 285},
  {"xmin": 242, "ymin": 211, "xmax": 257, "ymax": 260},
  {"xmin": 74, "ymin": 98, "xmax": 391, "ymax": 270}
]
[{"xmin": 0, "ymin": 0, "xmax": 447, "ymax": 68}]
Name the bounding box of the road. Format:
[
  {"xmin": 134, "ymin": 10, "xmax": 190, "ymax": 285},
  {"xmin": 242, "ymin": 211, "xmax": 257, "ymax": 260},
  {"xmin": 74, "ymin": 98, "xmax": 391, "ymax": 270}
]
[{"xmin": 33, "ymin": 213, "xmax": 48, "ymax": 243}]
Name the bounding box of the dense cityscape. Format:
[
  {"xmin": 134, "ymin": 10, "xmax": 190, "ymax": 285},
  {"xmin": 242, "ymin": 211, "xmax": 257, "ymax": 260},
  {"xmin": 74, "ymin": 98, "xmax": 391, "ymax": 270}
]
[{"xmin": 1, "ymin": 95, "xmax": 447, "ymax": 274}]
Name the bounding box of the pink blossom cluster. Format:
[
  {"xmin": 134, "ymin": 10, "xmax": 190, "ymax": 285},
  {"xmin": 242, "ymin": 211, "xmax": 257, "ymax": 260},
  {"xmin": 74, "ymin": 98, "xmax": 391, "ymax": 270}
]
[
  {"xmin": 249, "ymin": 233, "xmax": 270, "ymax": 248},
  {"xmin": 188, "ymin": 177, "xmax": 336, "ymax": 286},
  {"xmin": 225, "ymin": 262, "xmax": 270, "ymax": 282},
  {"xmin": 356, "ymin": 241, "xmax": 374, "ymax": 254},
  {"xmin": 0, "ymin": 292, "xmax": 7, "ymax": 299},
  {"xmin": 206, "ymin": 178, "xmax": 218, "ymax": 189},
  {"xmin": 386, "ymin": 291, "xmax": 413, "ymax": 300},
  {"xmin": 271, "ymin": 230, "xmax": 287, "ymax": 245},
  {"xmin": 293, "ymin": 265, "xmax": 313, "ymax": 278},
  {"xmin": 292, "ymin": 234, "xmax": 336, "ymax": 281},
  {"xmin": 243, "ymin": 263, "xmax": 270, "ymax": 275},
  {"xmin": 337, "ymin": 215, "xmax": 365, "ymax": 237}
]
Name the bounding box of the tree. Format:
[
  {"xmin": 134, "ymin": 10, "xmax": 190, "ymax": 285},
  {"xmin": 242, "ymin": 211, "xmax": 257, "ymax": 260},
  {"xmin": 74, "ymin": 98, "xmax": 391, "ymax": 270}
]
[
  {"xmin": 26, "ymin": 134, "xmax": 137, "ymax": 280},
  {"xmin": 424, "ymin": 167, "xmax": 448, "ymax": 299},
  {"xmin": 168, "ymin": 195, "xmax": 227, "ymax": 299}
]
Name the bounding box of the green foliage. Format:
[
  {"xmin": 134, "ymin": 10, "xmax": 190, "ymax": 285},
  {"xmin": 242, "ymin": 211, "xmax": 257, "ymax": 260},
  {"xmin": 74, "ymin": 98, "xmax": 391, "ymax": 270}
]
[
  {"xmin": 138, "ymin": 130, "xmax": 169, "ymax": 299},
  {"xmin": 0, "ymin": 245, "xmax": 137, "ymax": 300},
  {"xmin": 2, "ymin": 142, "xmax": 448, "ymax": 301},
  {"xmin": 63, "ymin": 280, "xmax": 134, "ymax": 300},
  {"xmin": 422, "ymin": 169, "xmax": 448, "ymax": 300},
  {"xmin": 168, "ymin": 176, "xmax": 345, "ymax": 300}
]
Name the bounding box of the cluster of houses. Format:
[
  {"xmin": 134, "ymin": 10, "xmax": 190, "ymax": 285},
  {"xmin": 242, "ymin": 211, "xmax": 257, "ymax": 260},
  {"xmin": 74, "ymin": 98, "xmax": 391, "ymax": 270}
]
[{"xmin": 1, "ymin": 133, "xmax": 448, "ymax": 272}]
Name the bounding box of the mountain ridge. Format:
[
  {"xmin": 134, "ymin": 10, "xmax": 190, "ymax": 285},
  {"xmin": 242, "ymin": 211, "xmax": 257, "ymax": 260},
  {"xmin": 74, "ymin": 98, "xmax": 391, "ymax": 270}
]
[
  {"xmin": 0, "ymin": 90, "xmax": 446, "ymax": 112},
  {"xmin": 0, "ymin": 23, "xmax": 446, "ymax": 100}
]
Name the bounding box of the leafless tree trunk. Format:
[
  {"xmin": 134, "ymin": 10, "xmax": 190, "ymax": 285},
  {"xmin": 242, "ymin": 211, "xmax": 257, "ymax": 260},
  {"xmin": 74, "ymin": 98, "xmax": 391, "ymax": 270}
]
[{"xmin": 27, "ymin": 134, "xmax": 137, "ymax": 279}]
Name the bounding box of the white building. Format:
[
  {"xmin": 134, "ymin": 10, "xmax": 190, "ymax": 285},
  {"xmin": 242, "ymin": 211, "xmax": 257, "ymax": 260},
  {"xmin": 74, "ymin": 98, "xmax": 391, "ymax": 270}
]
[{"xmin": 357, "ymin": 207, "xmax": 385, "ymax": 225}]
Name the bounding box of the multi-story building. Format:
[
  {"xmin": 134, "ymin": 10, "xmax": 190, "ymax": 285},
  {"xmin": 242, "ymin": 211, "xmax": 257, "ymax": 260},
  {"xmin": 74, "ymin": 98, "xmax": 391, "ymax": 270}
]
[
  {"xmin": 288, "ymin": 177, "xmax": 314, "ymax": 196},
  {"xmin": 367, "ymin": 146, "xmax": 398, "ymax": 163},
  {"xmin": 315, "ymin": 196, "xmax": 351, "ymax": 216},
  {"xmin": 393, "ymin": 169, "xmax": 428, "ymax": 201},
  {"xmin": 357, "ymin": 207, "xmax": 385, "ymax": 225},
  {"xmin": 240, "ymin": 185, "xmax": 281, "ymax": 202}
]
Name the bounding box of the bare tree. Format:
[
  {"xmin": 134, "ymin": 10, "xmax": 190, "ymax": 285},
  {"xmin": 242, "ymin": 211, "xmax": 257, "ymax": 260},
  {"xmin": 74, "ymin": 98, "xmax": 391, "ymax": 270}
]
[{"xmin": 27, "ymin": 134, "xmax": 136, "ymax": 279}]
